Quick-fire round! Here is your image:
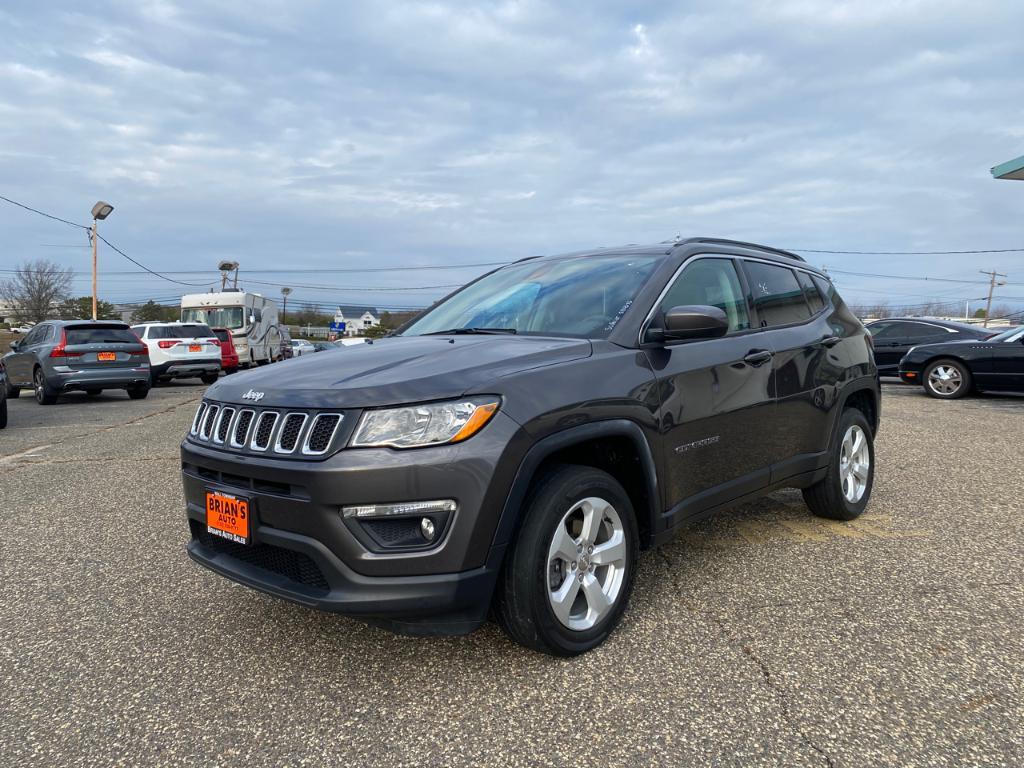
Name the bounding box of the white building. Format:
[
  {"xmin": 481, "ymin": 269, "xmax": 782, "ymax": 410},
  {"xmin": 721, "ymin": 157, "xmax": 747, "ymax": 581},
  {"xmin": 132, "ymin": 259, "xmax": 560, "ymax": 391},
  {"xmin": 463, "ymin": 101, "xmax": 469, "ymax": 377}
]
[{"xmin": 334, "ymin": 305, "xmax": 380, "ymax": 337}]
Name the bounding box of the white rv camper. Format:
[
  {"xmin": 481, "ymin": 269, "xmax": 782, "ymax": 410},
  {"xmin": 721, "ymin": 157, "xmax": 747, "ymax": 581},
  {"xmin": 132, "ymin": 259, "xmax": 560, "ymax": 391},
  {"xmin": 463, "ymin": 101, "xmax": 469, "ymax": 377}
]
[{"xmin": 180, "ymin": 290, "xmax": 282, "ymax": 367}]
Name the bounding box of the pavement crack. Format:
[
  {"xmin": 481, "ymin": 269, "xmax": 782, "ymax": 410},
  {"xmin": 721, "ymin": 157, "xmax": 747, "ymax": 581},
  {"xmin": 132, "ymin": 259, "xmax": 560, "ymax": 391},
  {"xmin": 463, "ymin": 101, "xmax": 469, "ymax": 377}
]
[{"xmin": 656, "ymin": 545, "xmax": 837, "ymax": 768}]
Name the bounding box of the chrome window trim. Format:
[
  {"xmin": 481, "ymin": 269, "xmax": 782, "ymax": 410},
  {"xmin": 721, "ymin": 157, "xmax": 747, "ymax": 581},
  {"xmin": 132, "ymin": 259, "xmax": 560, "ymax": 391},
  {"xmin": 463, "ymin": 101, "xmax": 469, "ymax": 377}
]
[
  {"xmin": 639, "ymin": 253, "xmax": 830, "ymax": 345},
  {"xmin": 230, "ymin": 409, "xmax": 256, "ymax": 448},
  {"xmin": 301, "ymin": 413, "xmax": 344, "ymax": 456},
  {"xmin": 249, "ymin": 411, "xmax": 280, "ymax": 452},
  {"xmin": 273, "ymin": 413, "xmax": 308, "ymax": 454}
]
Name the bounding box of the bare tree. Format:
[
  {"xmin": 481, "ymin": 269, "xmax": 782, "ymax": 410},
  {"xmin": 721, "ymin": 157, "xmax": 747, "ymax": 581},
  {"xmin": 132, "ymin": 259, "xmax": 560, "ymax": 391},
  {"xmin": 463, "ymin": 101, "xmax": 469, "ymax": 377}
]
[{"xmin": 0, "ymin": 259, "xmax": 74, "ymax": 323}]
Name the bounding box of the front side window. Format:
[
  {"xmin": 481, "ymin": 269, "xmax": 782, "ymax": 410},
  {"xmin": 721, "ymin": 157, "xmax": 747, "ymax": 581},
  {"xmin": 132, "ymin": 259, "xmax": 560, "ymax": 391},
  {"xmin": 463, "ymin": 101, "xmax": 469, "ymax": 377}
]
[
  {"xmin": 401, "ymin": 254, "xmax": 664, "ymax": 339},
  {"xmin": 744, "ymin": 262, "xmax": 811, "ymax": 328},
  {"xmin": 658, "ymin": 258, "xmax": 750, "ymax": 333},
  {"xmin": 182, "ymin": 306, "xmax": 245, "ymax": 329}
]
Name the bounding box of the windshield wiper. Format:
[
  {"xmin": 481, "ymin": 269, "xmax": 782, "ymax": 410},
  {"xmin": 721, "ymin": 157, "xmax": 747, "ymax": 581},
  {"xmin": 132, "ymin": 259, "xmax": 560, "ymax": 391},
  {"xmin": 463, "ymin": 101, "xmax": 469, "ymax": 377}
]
[{"xmin": 422, "ymin": 327, "xmax": 518, "ymax": 336}]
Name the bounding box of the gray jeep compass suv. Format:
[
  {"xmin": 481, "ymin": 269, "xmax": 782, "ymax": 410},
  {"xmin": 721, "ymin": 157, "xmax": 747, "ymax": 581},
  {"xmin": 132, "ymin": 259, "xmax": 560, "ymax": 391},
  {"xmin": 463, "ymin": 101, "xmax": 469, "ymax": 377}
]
[{"xmin": 182, "ymin": 238, "xmax": 879, "ymax": 655}]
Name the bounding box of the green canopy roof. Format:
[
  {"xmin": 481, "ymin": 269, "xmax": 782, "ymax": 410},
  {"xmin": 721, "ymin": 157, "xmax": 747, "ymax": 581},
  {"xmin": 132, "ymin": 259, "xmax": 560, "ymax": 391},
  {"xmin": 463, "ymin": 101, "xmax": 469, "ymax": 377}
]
[{"xmin": 992, "ymin": 154, "xmax": 1024, "ymax": 180}]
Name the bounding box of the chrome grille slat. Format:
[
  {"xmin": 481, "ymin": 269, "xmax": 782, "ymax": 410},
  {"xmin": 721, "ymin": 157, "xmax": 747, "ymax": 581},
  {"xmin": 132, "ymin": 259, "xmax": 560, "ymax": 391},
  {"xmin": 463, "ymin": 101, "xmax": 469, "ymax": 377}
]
[
  {"xmin": 201, "ymin": 405, "xmax": 220, "ymax": 441},
  {"xmin": 274, "ymin": 413, "xmax": 307, "ymax": 454},
  {"xmin": 191, "ymin": 402, "xmax": 207, "ymax": 435},
  {"xmin": 302, "ymin": 414, "xmax": 343, "ymax": 456},
  {"xmin": 214, "ymin": 407, "xmax": 235, "ymax": 444},
  {"xmin": 231, "ymin": 409, "xmax": 255, "ymax": 448},
  {"xmin": 250, "ymin": 411, "xmax": 279, "ymax": 451}
]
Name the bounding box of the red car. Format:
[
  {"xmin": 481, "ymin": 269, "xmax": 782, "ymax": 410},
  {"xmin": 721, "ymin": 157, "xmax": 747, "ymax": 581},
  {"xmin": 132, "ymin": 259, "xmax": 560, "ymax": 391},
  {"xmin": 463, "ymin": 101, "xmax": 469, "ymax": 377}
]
[{"xmin": 212, "ymin": 328, "xmax": 239, "ymax": 375}]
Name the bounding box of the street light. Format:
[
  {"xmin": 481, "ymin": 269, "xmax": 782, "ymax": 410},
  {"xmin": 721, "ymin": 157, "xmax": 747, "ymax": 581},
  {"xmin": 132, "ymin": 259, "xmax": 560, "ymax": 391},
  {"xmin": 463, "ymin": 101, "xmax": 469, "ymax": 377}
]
[
  {"xmin": 218, "ymin": 260, "xmax": 240, "ymax": 290},
  {"xmin": 280, "ymin": 286, "xmax": 292, "ymax": 323},
  {"xmin": 90, "ymin": 201, "xmax": 114, "ymax": 320}
]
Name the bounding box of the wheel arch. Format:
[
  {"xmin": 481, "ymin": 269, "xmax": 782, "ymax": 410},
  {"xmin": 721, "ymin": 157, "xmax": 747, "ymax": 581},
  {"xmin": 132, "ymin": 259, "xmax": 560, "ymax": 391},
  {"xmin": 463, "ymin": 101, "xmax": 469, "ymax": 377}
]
[
  {"xmin": 834, "ymin": 378, "xmax": 880, "ymax": 441},
  {"xmin": 491, "ymin": 420, "xmax": 660, "ymax": 552}
]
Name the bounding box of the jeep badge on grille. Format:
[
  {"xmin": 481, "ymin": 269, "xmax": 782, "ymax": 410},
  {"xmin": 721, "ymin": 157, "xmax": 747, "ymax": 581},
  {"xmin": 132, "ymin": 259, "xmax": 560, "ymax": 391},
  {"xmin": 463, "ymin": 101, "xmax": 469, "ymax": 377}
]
[{"xmin": 241, "ymin": 389, "xmax": 265, "ymax": 403}]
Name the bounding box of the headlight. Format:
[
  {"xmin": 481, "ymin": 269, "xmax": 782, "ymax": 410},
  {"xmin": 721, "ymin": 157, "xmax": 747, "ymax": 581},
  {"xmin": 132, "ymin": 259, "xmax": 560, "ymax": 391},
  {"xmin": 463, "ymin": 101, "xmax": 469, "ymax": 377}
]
[{"xmin": 351, "ymin": 397, "xmax": 500, "ymax": 448}]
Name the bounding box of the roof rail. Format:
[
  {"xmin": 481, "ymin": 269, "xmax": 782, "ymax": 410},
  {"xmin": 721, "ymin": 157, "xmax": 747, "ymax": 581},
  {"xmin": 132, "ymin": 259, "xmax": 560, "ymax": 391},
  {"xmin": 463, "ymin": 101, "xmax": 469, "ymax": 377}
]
[{"xmin": 674, "ymin": 237, "xmax": 806, "ymax": 263}]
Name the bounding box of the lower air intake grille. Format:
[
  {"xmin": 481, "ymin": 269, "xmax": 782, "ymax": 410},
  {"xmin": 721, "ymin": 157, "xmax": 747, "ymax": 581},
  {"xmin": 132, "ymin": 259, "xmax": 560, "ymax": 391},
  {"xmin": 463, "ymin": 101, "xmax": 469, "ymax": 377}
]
[{"xmin": 193, "ymin": 523, "xmax": 329, "ymax": 594}]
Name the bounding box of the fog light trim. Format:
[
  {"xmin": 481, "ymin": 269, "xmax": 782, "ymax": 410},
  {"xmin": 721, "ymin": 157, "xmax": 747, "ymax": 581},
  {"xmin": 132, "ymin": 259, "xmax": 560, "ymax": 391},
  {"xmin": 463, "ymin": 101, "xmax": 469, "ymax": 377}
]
[{"xmin": 342, "ymin": 499, "xmax": 457, "ymax": 519}]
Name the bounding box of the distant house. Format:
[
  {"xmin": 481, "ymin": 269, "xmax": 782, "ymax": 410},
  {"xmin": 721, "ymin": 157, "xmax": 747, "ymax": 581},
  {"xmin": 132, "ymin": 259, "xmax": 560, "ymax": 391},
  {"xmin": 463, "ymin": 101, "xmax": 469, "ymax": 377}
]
[{"xmin": 334, "ymin": 305, "xmax": 380, "ymax": 337}]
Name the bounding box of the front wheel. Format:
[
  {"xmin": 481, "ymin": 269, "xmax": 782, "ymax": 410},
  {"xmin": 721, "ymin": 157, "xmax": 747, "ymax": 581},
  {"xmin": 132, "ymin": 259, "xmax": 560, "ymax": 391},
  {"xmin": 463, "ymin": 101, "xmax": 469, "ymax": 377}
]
[
  {"xmin": 127, "ymin": 386, "xmax": 150, "ymax": 400},
  {"xmin": 34, "ymin": 368, "xmax": 57, "ymax": 405},
  {"xmin": 803, "ymin": 408, "xmax": 874, "ymax": 521},
  {"xmin": 923, "ymin": 358, "xmax": 971, "ymax": 399},
  {"xmin": 496, "ymin": 465, "xmax": 639, "ymax": 656}
]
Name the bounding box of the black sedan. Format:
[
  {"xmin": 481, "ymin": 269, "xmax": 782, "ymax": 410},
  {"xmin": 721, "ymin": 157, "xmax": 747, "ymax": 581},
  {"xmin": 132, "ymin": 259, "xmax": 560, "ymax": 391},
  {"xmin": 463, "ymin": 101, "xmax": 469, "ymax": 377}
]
[
  {"xmin": 899, "ymin": 325, "xmax": 1024, "ymax": 398},
  {"xmin": 865, "ymin": 318, "xmax": 997, "ymax": 375}
]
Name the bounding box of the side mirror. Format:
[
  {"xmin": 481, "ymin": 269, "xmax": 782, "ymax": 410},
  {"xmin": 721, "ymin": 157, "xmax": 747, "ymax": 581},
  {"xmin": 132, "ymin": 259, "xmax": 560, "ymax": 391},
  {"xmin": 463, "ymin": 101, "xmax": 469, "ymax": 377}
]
[
  {"xmin": 661, "ymin": 305, "xmax": 730, "ymax": 342},
  {"xmin": 9, "ymin": 340, "xmax": 20, "ymax": 351},
  {"xmin": 249, "ymin": 314, "xmax": 256, "ymax": 324}
]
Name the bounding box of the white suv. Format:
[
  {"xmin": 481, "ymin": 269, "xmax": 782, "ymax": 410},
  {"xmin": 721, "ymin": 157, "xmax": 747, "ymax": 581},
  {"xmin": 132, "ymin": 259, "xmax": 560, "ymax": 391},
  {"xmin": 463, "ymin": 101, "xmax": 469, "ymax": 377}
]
[{"xmin": 131, "ymin": 322, "xmax": 221, "ymax": 385}]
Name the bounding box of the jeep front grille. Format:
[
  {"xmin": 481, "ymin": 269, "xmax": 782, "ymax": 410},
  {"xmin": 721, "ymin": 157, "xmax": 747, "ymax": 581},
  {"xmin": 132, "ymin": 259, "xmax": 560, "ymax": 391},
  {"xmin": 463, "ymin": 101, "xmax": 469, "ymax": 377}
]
[{"xmin": 189, "ymin": 401, "xmax": 345, "ymax": 458}]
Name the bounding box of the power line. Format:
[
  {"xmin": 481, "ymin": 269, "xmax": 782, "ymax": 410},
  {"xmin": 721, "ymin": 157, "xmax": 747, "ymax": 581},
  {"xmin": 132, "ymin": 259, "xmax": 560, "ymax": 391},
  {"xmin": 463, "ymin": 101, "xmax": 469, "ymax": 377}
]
[{"xmin": 0, "ymin": 194, "xmax": 88, "ymax": 230}]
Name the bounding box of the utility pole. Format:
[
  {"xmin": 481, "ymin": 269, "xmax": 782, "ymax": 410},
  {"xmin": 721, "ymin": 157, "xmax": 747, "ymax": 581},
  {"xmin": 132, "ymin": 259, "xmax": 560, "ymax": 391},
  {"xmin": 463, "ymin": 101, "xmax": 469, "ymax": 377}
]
[{"xmin": 979, "ymin": 269, "xmax": 1007, "ymax": 327}]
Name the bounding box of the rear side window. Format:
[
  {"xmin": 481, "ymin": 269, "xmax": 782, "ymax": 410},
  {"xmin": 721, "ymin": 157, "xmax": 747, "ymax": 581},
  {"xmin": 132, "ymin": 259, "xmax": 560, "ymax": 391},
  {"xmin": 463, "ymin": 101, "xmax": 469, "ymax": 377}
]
[
  {"xmin": 795, "ymin": 271, "xmax": 825, "ymax": 314},
  {"xmin": 130, "ymin": 325, "xmax": 146, "ymax": 337},
  {"xmin": 659, "ymin": 258, "xmax": 750, "ymax": 333},
  {"xmin": 744, "ymin": 262, "xmax": 811, "ymax": 328},
  {"xmin": 887, "ymin": 322, "xmax": 946, "ymax": 341},
  {"xmin": 65, "ymin": 326, "xmax": 139, "ymax": 345},
  {"xmin": 213, "ymin": 329, "xmax": 230, "ymax": 342},
  {"xmin": 148, "ymin": 324, "xmax": 214, "ymax": 339}
]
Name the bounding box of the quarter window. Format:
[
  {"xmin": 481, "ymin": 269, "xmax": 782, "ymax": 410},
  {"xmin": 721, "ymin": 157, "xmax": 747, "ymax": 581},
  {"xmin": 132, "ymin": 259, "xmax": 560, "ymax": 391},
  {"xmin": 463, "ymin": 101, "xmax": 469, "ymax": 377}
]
[
  {"xmin": 744, "ymin": 262, "xmax": 811, "ymax": 328},
  {"xmin": 658, "ymin": 258, "xmax": 750, "ymax": 333},
  {"xmin": 796, "ymin": 271, "xmax": 825, "ymax": 314}
]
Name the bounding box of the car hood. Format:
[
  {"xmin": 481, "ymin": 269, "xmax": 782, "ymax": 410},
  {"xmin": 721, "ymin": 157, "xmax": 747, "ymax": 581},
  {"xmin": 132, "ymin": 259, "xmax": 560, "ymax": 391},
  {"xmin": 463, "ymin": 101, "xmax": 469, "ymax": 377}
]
[{"xmin": 206, "ymin": 335, "xmax": 593, "ymax": 408}]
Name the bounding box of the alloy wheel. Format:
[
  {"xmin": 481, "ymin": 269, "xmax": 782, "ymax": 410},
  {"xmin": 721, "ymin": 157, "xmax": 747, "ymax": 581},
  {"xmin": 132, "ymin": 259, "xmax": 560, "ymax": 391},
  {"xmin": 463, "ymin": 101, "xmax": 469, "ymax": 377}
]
[
  {"xmin": 839, "ymin": 425, "xmax": 870, "ymax": 503},
  {"xmin": 34, "ymin": 369, "xmax": 45, "ymax": 403},
  {"xmin": 928, "ymin": 364, "xmax": 962, "ymax": 395},
  {"xmin": 546, "ymin": 496, "xmax": 627, "ymax": 631}
]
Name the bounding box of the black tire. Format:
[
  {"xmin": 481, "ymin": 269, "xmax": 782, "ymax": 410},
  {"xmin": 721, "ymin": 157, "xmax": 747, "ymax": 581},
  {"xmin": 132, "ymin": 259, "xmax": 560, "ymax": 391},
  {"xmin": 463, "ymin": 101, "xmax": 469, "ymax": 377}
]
[
  {"xmin": 127, "ymin": 386, "xmax": 150, "ymax": 400},
  {"xmin": 150, "ymin": 370, "xmax": 160, "ymax": 387},
  {"xmin": 496, "ymin": 465, "xmax": 639, "ymax": 656},
  {"xmin": 200, "ymin": 373, "xmax": 219, "ymax": 385},
  {"xmin": 33, "ymin": 367, "xmax": 57, "ymax": 405},
  {"xmin": 0, "ymin": 394, "xmax": 7, "ymax": 429},
  {"xmin": 86, "ymin": 389, "xmax": 102, "ymax": 396},
  {"xmin": 922, "ymin": 358, "xmax": 972, "ymax": 399},
  {"xmin": 4, "ymin": 379, "xmax": 18, "ymax": 398},
  {"xmin": 803, "ymin": 408, "xmax": 875, "ymax": 521},
  {"xmin": 224, "ymin": 367, "xmax": 238, "ymax": 376}
]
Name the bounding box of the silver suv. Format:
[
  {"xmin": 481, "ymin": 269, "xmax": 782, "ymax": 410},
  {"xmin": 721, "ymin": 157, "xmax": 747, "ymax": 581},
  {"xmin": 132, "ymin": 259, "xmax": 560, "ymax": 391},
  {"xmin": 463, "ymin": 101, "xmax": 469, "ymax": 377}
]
[{"xmin": 3, "ymin": 320, "xmax": 151, "ymax": 404}]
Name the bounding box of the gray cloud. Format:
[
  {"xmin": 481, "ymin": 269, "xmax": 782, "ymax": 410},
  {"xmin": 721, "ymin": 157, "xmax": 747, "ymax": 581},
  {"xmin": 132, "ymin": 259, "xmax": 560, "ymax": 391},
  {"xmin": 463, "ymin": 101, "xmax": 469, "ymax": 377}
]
[{"xmin": 1, "ymin": 0, "xmax": 1023, "ymax": 312}]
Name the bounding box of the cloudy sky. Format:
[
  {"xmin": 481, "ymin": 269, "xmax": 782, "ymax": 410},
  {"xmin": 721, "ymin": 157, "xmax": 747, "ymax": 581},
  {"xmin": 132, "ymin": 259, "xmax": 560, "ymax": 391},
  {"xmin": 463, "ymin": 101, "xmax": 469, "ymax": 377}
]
[{"xmin": 2, "ymin": 0, "xmax": 1024, "ymax": 315}]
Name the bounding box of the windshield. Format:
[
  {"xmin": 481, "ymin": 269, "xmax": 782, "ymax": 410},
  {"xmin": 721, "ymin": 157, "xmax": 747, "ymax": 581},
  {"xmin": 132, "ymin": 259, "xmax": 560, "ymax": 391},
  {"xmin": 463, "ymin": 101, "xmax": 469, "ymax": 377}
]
[
  {"xmin": 401, "ymin": 254, "xmax": 664, "ymax": 338},
  {"xmin": 182, "ymin": 306, "xmax": 245, "ymax": 329},
  {"xmin": 987, "ymin": 325, "xmax": 1024, "ymax": 343}
]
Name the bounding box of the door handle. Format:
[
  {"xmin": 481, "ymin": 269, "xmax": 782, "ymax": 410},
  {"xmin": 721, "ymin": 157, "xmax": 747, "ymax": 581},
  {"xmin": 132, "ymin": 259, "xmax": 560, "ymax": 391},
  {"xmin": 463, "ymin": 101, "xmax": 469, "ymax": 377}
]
[
  {"xmin": 743, "ymin": 349, "xmax": 774, "ymax": 366},
  {"xmin": 820, "ymin": 336, "xmax": 841, "ymax": 348}
]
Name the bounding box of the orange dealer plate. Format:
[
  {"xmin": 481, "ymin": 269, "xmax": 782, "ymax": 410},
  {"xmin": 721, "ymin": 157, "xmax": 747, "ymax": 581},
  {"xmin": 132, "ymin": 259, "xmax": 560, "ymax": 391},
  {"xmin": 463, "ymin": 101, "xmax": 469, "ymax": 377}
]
[{"xmin": 205, "ymin": 491, "xmax": 251, "ymax": 544}]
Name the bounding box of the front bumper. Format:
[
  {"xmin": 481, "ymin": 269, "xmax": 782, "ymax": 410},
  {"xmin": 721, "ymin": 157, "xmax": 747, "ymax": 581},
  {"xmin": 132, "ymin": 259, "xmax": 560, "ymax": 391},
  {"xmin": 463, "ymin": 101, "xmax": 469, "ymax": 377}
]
[
  {"xmin": 181, "ymin": 410, "xmax": 527, "ymax": 627},
  {"xmin": 49, "ymin": 366, "xmax": 150, "ymax": 390},
  {"xmin": 898, "ymin": 361, "xmax": 923, "ymax": 384}
]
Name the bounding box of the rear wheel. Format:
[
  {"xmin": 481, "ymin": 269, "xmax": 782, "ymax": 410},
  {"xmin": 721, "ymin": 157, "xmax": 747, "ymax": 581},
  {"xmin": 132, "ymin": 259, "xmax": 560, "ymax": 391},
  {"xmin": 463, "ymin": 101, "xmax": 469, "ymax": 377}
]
[
  {"xmin": 923, "ymin": 358, "xmax": 971, "ymax": 399},
  {"xmin": 86, "ymin": 388, "xmax": 102, "ymax": 396},
  {"xmin": 496, "ymin": 465, "xmax": 639, "ymax": 656},
  {"xmin": 0, "ymin": 393, "xmax": 7, "ymax": 429},
  {"xmin": 803, "ymin": 408, "xmax": 874, "ymax": 521},
  {"xmin": 4, "ymin": 379, "xmax": 18, "ymax": 398},
  {"xmin": 33, "ymin": 367, "xmax": 57, "ymax": 405},
  {"xmin": 201, "ymin": 373, "xmax": 219, "ymax": 384},
  {"xmin": 127, "ymin": 386, "xmax": 149, "ymax": 400}
]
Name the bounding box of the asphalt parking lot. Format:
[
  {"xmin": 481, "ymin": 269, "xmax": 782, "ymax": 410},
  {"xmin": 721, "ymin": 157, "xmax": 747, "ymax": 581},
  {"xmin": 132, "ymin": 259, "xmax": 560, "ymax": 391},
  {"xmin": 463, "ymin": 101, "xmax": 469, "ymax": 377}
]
[{"xmin": 1, "ymin": 380, "xmax": 1021, "ymax": 767}]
